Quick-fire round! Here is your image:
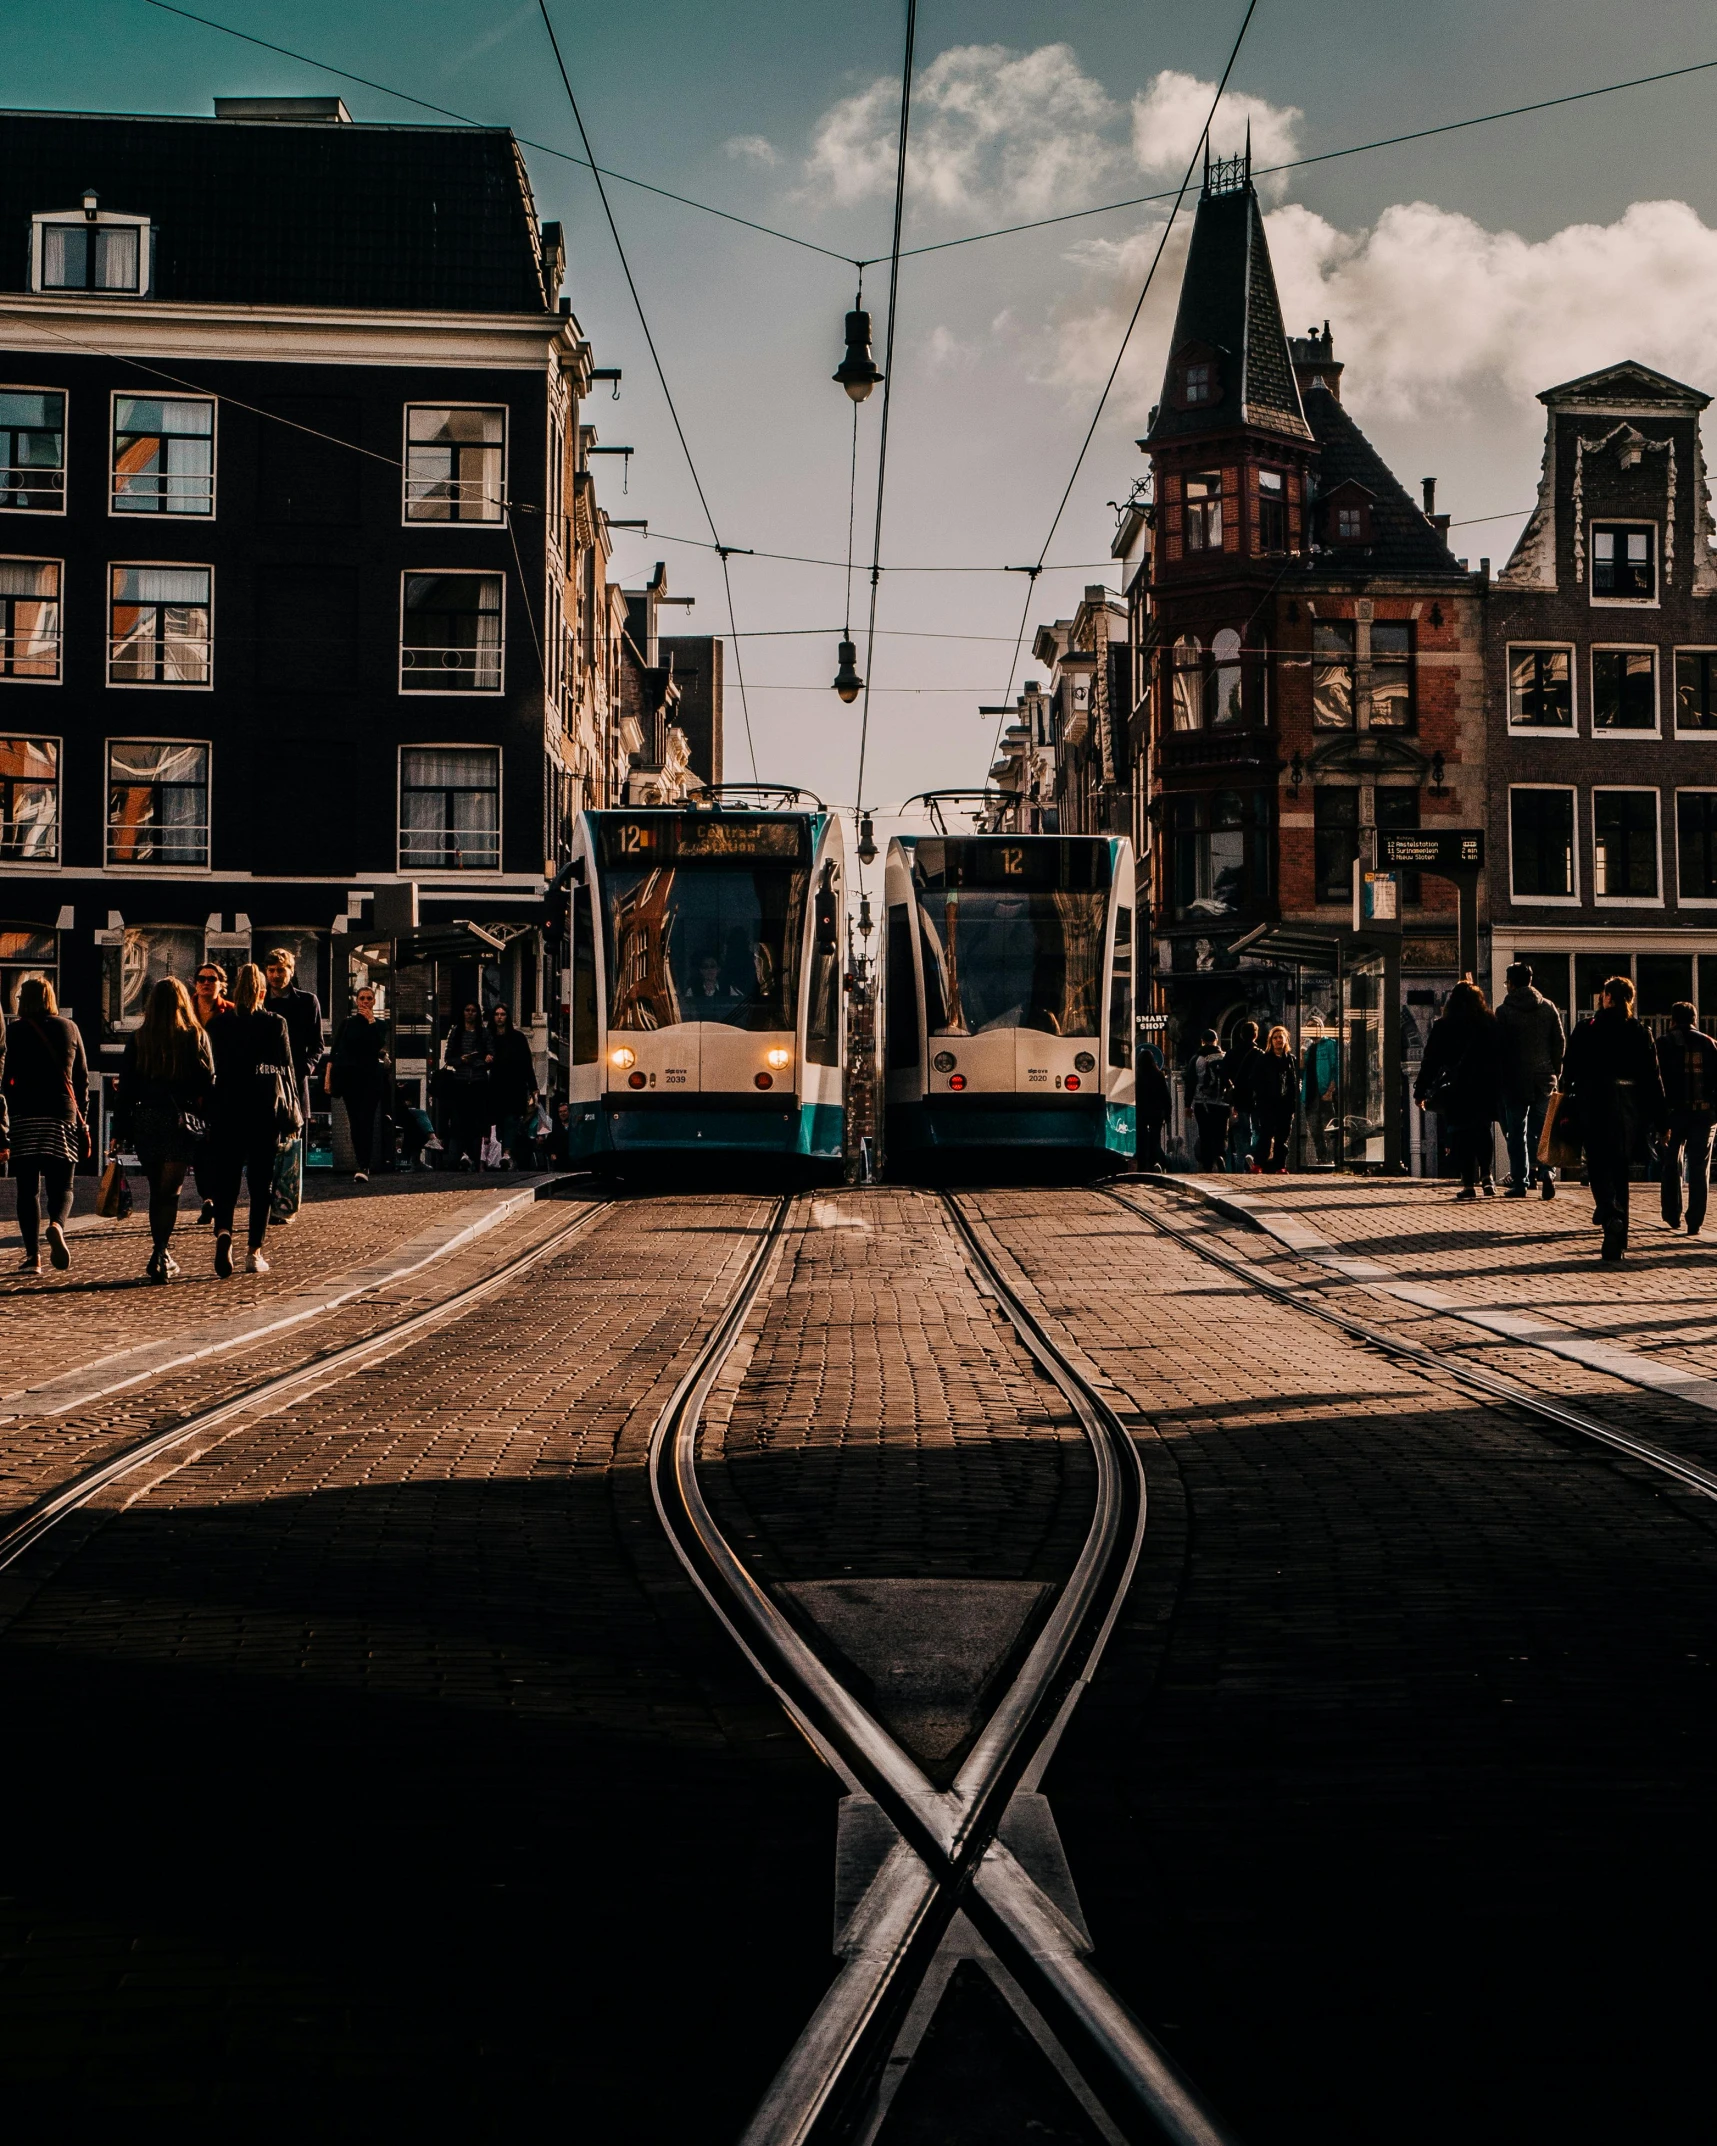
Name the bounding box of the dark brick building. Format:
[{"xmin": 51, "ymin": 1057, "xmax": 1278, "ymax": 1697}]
[{"xmin": 1485, "ymin": 360, "xmax": 1717, "ymax": 1029}]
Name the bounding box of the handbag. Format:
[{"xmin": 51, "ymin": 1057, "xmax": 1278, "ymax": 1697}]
[
  {"xmin": 96, "ymin": 1155, "xmax": 129, "ymax": 1218},
  {"xmin": 1537, "ymin": 1089, "xmax": 1582, "ymax": 1170}
]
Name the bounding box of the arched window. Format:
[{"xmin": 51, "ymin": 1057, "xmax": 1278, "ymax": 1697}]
[{"xmin": 1210, "ymin": 628, "xmax": 1244, "ymax": 727}]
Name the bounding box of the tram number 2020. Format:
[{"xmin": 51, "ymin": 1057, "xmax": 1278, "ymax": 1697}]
[{"xmin": 998, "ymin": 847, "xmax": 1023, "ymax": 875}]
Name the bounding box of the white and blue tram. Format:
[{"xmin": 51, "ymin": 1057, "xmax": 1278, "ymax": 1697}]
[
  {"xmin": 561, "ymin": 795, "xmax": 846, "ymax": 1168},
  {"xmin": 882, "ymin": 832, "xmax": 1137, "ymax": 1163}
]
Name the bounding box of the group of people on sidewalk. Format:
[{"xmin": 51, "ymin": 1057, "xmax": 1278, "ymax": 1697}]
[
  {"xmin": 436, "ymin": 1001, "xmax": 543, "ymax": 1171},
  {"xmin": 1415, "ymin": 961, "xmax": 1717, "ymax": 1260},
  {"xmin": 1180, "ymin": 1021, "xmax": 1302, "ymax": 1175}
]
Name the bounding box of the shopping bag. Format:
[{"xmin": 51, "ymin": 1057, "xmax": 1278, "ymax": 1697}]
[
  {"xmin": 1537, "ymin": 1091, "xmax": 1582, "ymax": 1171},
  {"xmin": 479, "ymin": 1131, "xmax": 503, "ymax": 1170},
  {"xmin": 271, "ymin": 1135, "xmax": 303, "ymax": 1218},
  {"xmin": 95, "ymin": 1156, "xmax": 128, "ymax": 1219}
]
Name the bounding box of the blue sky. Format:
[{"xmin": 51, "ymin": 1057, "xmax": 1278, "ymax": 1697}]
[{"xmin": 12, "ymin": 0, "xmax": 1717, "ymax": 830}]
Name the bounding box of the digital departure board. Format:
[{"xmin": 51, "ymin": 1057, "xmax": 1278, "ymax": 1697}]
[
  {"xmin": 910, "ymin": 837, "xmax": 1111, "ymax": 893},
  {"xmin": 597, "ymin": 814, "xmax": 807, "ymax": 865}
]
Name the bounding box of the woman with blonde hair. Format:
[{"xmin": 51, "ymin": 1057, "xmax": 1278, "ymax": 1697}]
[
  {"xmin": 114, "ymin": 975, "xmax": 214, "ymax": 1281},
  {"xmin": 0, "ymin": 974, "xmax": 90, "ymax": 1274},
  {"xmin": 204, "ymin": 964, "xmax": 297, "ymax": 1275},
  {"xmin": 1253, "ymin": 1023, "xmax": 1299, "ymax": 1174}
]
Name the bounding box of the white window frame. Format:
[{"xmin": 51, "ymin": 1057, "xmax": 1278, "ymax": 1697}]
[
  {"xmin": 0, "ymin": 386, "xmax": 69, "ymax": 517},
  {"xmin": 1588, "ymin": 518, "xmax": 1660, "ymax": 608},
  {"xmin": 107, "ymin": 562, "xmax": 215, "ymax": 691},
  {"xmin": 103, "ymin": 735, "xmax": 212, "ymax": 873},
  {"xmin": 1672, "ymin": 646, "xmax": 1717, "ymax": 738},
  {"xmin": 1504, "ymin": 641, "xmax": 1577, "ymax": 734},
  {"xmin": 0, "ymin": 732, "xmax": 63, "ymax": 867},
  {"xmin": 400, "ymin": 403, "xmax": 508, "ymax": 528},
  {"xmin": 108, "ymin": 388, "xmax": 218, "ymax": 520},
  {"xmin": 30, "ymin": 207, "xmax": 153, "ymax": 297},
  {"xmin": 1508, "ymin": 782, "xmax": 1581, "ymax": 907},
  {"xmin": 1674, "ymin": 786, "xmax": 1717, "ymax": 908},
  {"xmin": 0, "ymin": 556, "xmax": 64, "ymax": 686},
  {"xmin": 1589, "ymin": 642, "xmax": 1660, "ymax": 739},
  {"xmin": 1590, "ymin": 785, "xmax": 1663, "ymax": 908},
  {"xmin": 396, "ymin": 743, "xmax": 503, "ymax": 876},
  {"xmin": 398, "ymin": 568, "xmax": 505, "ymax": 695}
]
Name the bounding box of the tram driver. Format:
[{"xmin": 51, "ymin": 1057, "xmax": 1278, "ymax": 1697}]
[{"xmin": 687, "ymin": 951, "xmax": 746, "ymax": 1020}]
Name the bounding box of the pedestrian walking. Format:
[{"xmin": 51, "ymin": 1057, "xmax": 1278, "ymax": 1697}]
[
  {"xmin": 326, "ymin": 984, "xmax": 390, "ymax": 1183},
  {"xmin": 1655, "ymin": 999, "xmax": 1717, "ymax": 1236},
  {"xmin": 1183, "ymin": 1028, "xmax": 1232, "ymax": 1173},
  {"xmin": 1252, "ymin": 1025, "xmax": 1299, "ymax": 1173},
  {"xmin": 440, "ymin": 1003, "xmax": 492, "ymax": 1169},
  {"xmin": 1415, "ymin": 979, "xmax": 1502, "ymax": 1200},
  {"xmin": 1135, "ymin": 1045, "xmax": 1171, "ymax": 1172},
  {"xmin": 0, "ymin": 976, "xmax": 90, "ymax": 1275},
  {"xmin": 1220, "ymin": 1020, "xmax": 1265, "ymax": 1172},
  {"xmin": 205, "ymin": 964, "xmax": 297, "ymax": 1276},
  {"xmin": 189, "ymin": 958, "xmax": 232, "ymax": 1224},
  {"xmin": 114, "ymin": 976, "xmax": 215, "ymax": 1281},
  {"xmin": 1557, "ymin": 974, "xmax": 1667, "ymax": 1261},
  {"xmin": 264, "ymin": 946, "xmax": 324, "ymax": 1224},
  {"xmin": 487, "ymin": 1004, "xmax": 538, "ymax": 1169},
  {"xmin": 1495, "ymin": 959, "xmax": 1566, "ymax": 1200}
]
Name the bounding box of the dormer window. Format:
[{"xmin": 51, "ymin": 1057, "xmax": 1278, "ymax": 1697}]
[
  {"xmin": 1592, "ymin": 523, "xmax": 1655, "ymax": 602},
  {"xmin": 31, "ymin": 198, "xmax": 152, "ymax": 296},
  {"xmin": 1184, "ymin": 362, "xmax": 1213, "ymax": 405},
  {"xmin": 1323, "ymin": 482, "xmax": 1374, "ymax": 546},
  {"xmin": 1336, "ymin": 505, "xmax": 1363, "ymax": 540},
  {"xmin": 1170, "ymin": 343, "xmax": 1222, "ymax": 412}
]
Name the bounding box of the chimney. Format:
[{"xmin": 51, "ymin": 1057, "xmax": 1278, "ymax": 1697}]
[
  {"xmin": 214, "ymin": 96, "xmax": 352, "ymax": 121},
  {"xmin": 1289, "ymin": 318, "xmax": 1343, "ymax": 403},
  {"xmin": 1421, "ymin": 477, "xmax": 1436, "ymax": 518}
]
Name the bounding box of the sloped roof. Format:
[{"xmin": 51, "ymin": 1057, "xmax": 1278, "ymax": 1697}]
[
  {"xmin": 1145, "ymin": 178, "xmax": 1311, "ymax": 447},
  {"xmin": 0, "ymin": 109, "xmax": 550, "ymax": 313},
  {"xmin": 1299, "ymin": 382, "xmax": 1468, "ymax": 579},
  {"xmin": 1539, "ymin": 359, "xmax": 1709, "ymax": 411}
]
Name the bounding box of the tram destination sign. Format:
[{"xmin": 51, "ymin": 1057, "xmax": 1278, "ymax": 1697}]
[
  {"xmin": 1378, "ymin": 828, "xmax": 1483, "ymax": 872},
  {"xmin": 598, "ymin": 815, "xmax": 806, "ymax": 864}
]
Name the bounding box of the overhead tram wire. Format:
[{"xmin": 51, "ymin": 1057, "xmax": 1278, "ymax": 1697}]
[
  {"xmin": 534, "ymin": 0, "xmax": 759, "ymax": 783},
  {"xmin": 989, "ymin": 0, "xmax": 1262, "ymax": 770},
  {"xmin": 853, "ymin": 0, "xmax": 919, "ymax": 825}
]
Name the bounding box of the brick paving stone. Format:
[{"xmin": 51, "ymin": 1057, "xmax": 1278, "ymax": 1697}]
[
  {"xmin": 966, "ymin": 1185, "xmax": 1717, "ymax": 2146},
  {"xmin": 0, "ymin": 1191, "xmax": 839, "ymax": 2144}
]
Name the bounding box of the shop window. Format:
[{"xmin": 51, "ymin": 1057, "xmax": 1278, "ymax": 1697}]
[
  {"xmin": 1513, "ymin": 951, "xmax": 1570, "ymax": 1023},
  {"xmin": 1674, "ymin": 649, "xmax": 1717, "ymax": 732},
  {"xmin": 1676, "ymin": 790, "xmax": 1717, "ymax": 902},
  {"xmin": 1184, "ymin": 473, "xmax": 1222, "ymax": 553},
  {"xmin": 1510, "ymin": 787, "xmax": 1576, "ymax": 901},
  {"xmin": 1257, "ymin": 469, "xmax": 1286, "ymax": 552},
  {"xmin": 400, "ymin": 572, "xmax": 503, "ymax": 692},
  {"xmin": 1370, "ymin": 622, "xmax": 1413, "ymax": 728},
  {"xmin": 1592, "ymin": 648, "xmax": 1656, "ymax": 731},
  {"xmin": 1313, "ymin": 787, "xmax": 1359, "ymax": 904},
  {"xmin": 100, "ymin": 922, "xmax": 202, "ymax": 1041},
  {"xmin": 1509, "ymin": 646, "xmax": 1574, "ymax": 728},
  {"xmin": 0, "ymin": 736, "xmax": 58, "ymax": 860},
  {"xmin": 404, "ymin": 406, "xmax": 506, "ymax": 522},
  {"xmin": 1312, "ymin": 621, "xmax": 1355, "ymax": 728},
  {"xmin": 399, "ymin": 745, "xmax": 500, "ymax": 871},
  {"xmin": 106, "ymin": 739, "xmax": 210, "ymax": 867},
  {"xmin": 1638, "ymin": 952, "xmax": 1693, "ymax": 1017},
  {"xmin": 0, "ymin": 391, "xmax": 65, "ymax": 513},
  {"xmin": 109, "ymin": 565, "xmax": 212, "ymax": 686},
  {"xmin": 0, "ymin": 560, "xmax": 60, "ymax": 679},
  {"xmin": 1574, "ymin": 953, "xmax": 1616, "ymax": 1016},
  {"xmin": 1592, "ymin": 523, "xmax": 1654, "ymax": 600},
  {"xmin": 112, "ymin": 396, "xmax": 215, "ymax": 516},
  {"xmin": 1592, "ymin": 788, "xmax": 1659, "ymax": 901}
]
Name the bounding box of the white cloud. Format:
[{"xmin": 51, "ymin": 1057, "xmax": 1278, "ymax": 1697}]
[
  {"xmin": 923, "ymin": 324, "xmax": 978, "ymax": 375},
  {"xmin": 725, "ymin": 134, "xmax": 781, "ymax": 167},
  {"xmin": 804, "ymin": 42, "xmax": 1124, "ymax": 216},
  {"xmin": 1130, "ymin": 70, "xmax": 1302, "ymax": 191}
]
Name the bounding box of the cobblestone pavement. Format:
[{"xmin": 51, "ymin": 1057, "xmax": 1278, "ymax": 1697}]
[
  {"xmin": 967, "ymin": 1185, "xmax": 1717, "ymax": 2146},
  {"xmin": 0, "ymin": 1192, "xmax": 838, "ymax": 2144}
]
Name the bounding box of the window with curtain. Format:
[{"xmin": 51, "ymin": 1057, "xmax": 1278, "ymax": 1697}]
[
  {"xmin": 108, "ymin": 565, "xmax": 211, "ymax": 685},
  {"xmin": 106, "ymin": 740, "xmax": 209, "ymax": 866},
  {"xmin": 0, "ymin": 560, "xmax": 60, "ymax": 679},
  {"xmin": 0, "ymin": 391, "xmax": 64, "ymax": 512},
  {"xmin": 399, "ymin": 746, "xmax": 500, "ymax": 870},
  {"xmin": 400, "ymin": 572, "xmax": 503, "ymax": 691},
  {"xmin": 111, "ymin": 396, "xmax": 214, "ymax": 515},
  {"xmin": 405, "ymin": 406, "xmax": 506, "ymax": 522}
]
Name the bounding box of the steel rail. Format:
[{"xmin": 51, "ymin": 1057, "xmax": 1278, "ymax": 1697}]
[
  {"xmin": 0, "ymin": 1194, "xmax": 618, "ymax": 1575},
  {"xmin": 647, "ymin": 1188, "xmax": 1234, "ymax": 2146},
  {"xmin": 1100, "ymin": 1183, "xmax": 1717, "ymax": 1505}
]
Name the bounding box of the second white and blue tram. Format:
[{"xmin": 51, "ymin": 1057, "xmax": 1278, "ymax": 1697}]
[
  {"xmin": 561, "ymin": 795, "xmax": 845, "ymax": 1168},
  {"xmin": 883, "ymin": 832, "xmax": 1136, "ymax": 1163}
]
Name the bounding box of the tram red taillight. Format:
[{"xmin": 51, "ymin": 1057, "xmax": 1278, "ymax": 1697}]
[
  {"xmin": 628, "ymin": 1070, "xmax": 646, "ymax": 1089},
  {"xmin": 947, "ymin": 1073, "xmax": 967, "ymax": 1091},
  {"xmin": 754, "ymin": 1072, "xmax": 773, "ymax": 1089},
  {"xmin": 1064, "ymin": 1073, "xmax": 1081, "ymax": 1091}
]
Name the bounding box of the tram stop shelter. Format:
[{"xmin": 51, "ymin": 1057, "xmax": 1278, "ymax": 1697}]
[{"xmin": 1229, "ymin": 921, "xmax": 1403, "ymax": 1174}]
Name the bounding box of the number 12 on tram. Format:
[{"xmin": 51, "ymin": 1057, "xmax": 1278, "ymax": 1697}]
[
  {"xmin": 882, "ymin": 833, "xmax": 1136, "ymax": 1160},
  {"xmin": 561, "ymin": 807, "xmax": 846, "ymax": 1166}
]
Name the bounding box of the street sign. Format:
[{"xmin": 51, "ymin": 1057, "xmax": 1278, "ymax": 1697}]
[
  {"xmin": 1378, "ymin": 828, "xmax": 1483, "ymax": 871},
  {"xmin": 1353, "ymin": 863, "xmax": 1402, "ymax": 932}
]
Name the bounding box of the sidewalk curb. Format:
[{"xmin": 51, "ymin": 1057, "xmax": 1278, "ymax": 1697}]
[{"xmin": 0, "ymin": 1173, "xmax": 589, "ymax": 1422}]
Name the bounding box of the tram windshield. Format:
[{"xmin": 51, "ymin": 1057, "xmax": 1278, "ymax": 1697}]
[
  {"xmin": 598, "ymin": 816, "xmax": 809, "ymax": 1032},
  {"xmin": 911, "ymin": 838, "xmax": 1110, "ymax": 1037}
]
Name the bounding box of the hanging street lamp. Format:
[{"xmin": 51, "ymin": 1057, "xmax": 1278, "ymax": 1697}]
[
  {"xmin": 833, "ymin": 637, "xmax": 863, "ymax": 703},
  {"xmin": 833, "ymin": 302, "xmax": 883, "ymax": 403}
]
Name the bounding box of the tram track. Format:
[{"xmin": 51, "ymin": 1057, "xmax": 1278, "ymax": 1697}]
[
  {"xmin": 1099, "ymin": 1181, "xmax": 1717, "ymax": 1508},
  {"xmin": 648, "ymin": 1187, "xmax": 1233, "ymax": 2146},
  {"xmin": 0, "ymin": 1192, "xmax": 619, "ymax": 1577}
]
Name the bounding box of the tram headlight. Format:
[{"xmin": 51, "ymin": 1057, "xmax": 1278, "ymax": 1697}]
[
  {"xmin": 766, "ymin": 1047, "xmax": 791, "ymax": 1070},
  {"xmin": 611, "ymin": 1046, "xmax": 636, "ymax": 1070},
  {"xmin": 932, "ymin": 1050, "xmax": 957, "ymax": 1073},
  {"xmin": 1074, "ymin": 1051, "xmax": 1096, "ymax": 1073}
]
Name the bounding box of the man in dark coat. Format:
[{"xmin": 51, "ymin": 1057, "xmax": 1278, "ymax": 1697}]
[
  {"xmin": 1657, "ymin": 1000, "xmax": 1717, "ymax": 1235},
  {"xmin": 1559, "ymin": 974, "xmax": 1668, "ymax": 1260},
  {"xmin": 1135, "ymin": 1045, "xmax": 1171, "ymax": 1172},
  {"xmin": 264, "ymin": 945, "xmax": 325, "ymax": 1222},
  {"xmin": 1414, "ymin": 979, "xmax": 1502, "ymax": 1199},
  {"xmin": 1219, "ymin": 1020, "xmax": 1265, "ymax": 1173},
  {"xmin": 1495, "ymin": 960, "xmax": 1566, "ymax": 1200}
]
